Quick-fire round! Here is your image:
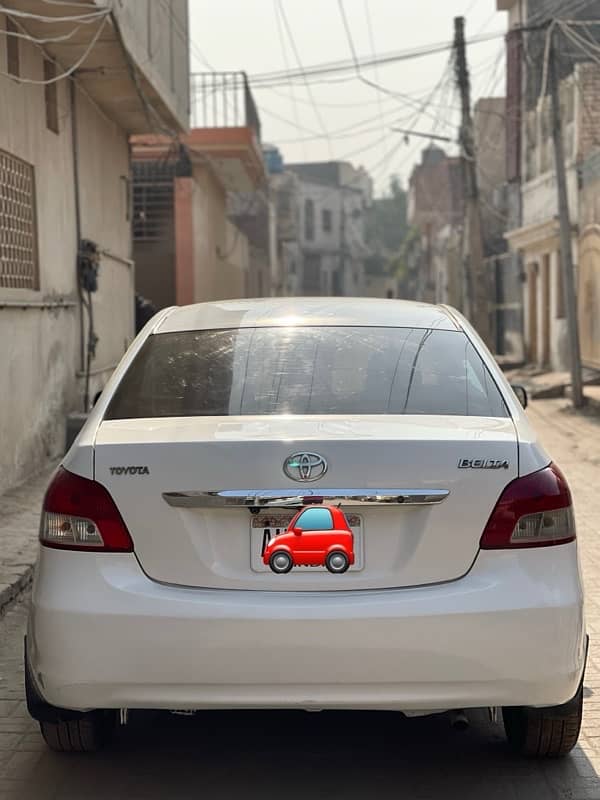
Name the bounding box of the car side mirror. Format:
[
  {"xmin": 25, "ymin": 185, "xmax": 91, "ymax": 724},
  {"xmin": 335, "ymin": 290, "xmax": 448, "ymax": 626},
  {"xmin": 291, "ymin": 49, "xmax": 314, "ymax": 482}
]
[
  {"xmin": 512, "ymin": 385, "xmax": 528, "ymax": 409},
  {"xmin": 293, "ymin": 527, "xmax": 303, "ymax": 536}
]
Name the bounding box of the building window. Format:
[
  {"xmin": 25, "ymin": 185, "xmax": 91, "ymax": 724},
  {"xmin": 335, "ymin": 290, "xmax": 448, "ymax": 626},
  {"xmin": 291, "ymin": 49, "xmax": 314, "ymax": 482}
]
[
  {"xmin": 322, "ymin": 209, "xmax": 332, "ymax": 233},
  {"xmin": 0, "ymin": 149, "xmax": 39, "ymax": 290},
  {"xmin": 43, "ymin": 60, "xmax": 59, "ymax": 133},
  {"xmin": 6, "ymin": 18, "xmax": 19, "ymax": 77},
  {"xmin": 132, "ymin": 159, "xmax": 176, "ymax": 242},
  {"xmin": 304, "ymin": 198, "xmax": 314, "ymax": 241}
]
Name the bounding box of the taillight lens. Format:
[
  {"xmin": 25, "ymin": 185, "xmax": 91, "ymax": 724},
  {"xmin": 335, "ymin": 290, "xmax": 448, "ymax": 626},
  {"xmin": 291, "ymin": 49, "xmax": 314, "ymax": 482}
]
[
  {"xmin": 480, "ymin": 464, "xmax": 575, "ymax": 549},
  {"xmin": 40, "ymin": 468, "xmax": 133, "ymax": 552}
]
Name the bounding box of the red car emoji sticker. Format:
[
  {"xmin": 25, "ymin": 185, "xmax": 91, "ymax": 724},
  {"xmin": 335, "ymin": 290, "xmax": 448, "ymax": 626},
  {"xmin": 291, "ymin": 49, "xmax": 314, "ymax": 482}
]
[{"xmin": 262, "ymin": 506, "xmax": 355, "ymax": 574}]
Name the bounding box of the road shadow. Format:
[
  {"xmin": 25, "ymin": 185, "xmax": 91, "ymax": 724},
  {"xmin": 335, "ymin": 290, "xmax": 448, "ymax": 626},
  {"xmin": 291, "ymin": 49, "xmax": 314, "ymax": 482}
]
[{"xmin": 17, "ymin": 707, "xmax": 600, "ymax": 800}]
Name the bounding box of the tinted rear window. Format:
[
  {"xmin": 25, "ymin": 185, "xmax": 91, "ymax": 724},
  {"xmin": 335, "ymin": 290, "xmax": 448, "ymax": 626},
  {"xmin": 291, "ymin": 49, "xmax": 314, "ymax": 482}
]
[{"xmin": 105, "ymin": 327, "xmax": 508, "ymax": 419}]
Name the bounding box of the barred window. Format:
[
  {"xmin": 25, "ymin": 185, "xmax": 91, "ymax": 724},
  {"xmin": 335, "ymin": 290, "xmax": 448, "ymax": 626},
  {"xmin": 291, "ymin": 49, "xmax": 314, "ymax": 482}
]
[{"xmin": 0, "ymin": 150, "xmax": 39, "ymax": 290}]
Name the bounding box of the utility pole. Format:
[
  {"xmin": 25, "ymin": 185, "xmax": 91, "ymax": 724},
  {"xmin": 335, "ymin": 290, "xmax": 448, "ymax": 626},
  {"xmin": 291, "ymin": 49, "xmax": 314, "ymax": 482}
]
[
  {"xmin": 548, "ymin": 33, "xmax": 584, "ymax": 408},
  {"xmin": 454, "ymin": 16, "xmax": 492, "ymax": 348}
]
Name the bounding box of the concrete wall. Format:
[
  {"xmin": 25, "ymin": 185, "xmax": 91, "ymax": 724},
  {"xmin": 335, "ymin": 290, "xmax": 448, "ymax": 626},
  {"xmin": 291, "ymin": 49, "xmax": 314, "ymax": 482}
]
[
  {"xmin": 221, "ymin": 219, "xmax": 249, "ymax": 299},
  {"xmin": 190, "ymin": 164, "xmax": 249, "ymax": 302},
  {"xmin": 0, "ymin": 17, "xmax": 133, "ymax": 494},
  {"xmin": 107, "ymin": 0, "xmax": 190, "ymax": 131}
]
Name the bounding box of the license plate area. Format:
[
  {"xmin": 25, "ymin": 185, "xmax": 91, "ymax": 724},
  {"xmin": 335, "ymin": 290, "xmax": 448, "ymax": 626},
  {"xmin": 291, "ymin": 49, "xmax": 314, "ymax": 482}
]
[{"xmin": 250, "ymin": 511, "xmax": 364, "ymax": 573}]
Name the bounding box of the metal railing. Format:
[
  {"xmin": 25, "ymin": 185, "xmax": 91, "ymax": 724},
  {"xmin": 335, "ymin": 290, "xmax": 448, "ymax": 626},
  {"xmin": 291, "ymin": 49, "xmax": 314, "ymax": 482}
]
[{"xmin": 190, "ymin": 72, "xmax": 261, "ymax": 141}]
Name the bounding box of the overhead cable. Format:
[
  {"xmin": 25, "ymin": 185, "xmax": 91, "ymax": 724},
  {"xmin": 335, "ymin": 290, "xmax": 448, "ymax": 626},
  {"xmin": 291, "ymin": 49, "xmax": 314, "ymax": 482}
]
[
  {"xmin": 0, "ymin": 4, "xmax": 109, "ymax": 23},
  {"xmin": 0, "ymin": 12, "xmax": 109, "ymax": 84},
  {"xmin": 277, "ymin": 0, "xmax": 333, "ymax": 158},
  {"xmin": 248, "ymin": 29, "xmax": 505, "ymax": 87}
]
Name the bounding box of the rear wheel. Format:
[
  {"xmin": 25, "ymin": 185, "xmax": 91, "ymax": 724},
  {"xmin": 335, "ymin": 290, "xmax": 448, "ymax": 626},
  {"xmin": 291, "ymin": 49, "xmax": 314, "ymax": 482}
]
[
  {"xmin": 325, "ymin": 550, "xmax": 350, "ymax": 574},
  {"xmin": 39, "ymin": 711, "xmax": 116, "ymax": 753},
  {"xmin": 503, "ymin": 686, "xmax": 583, "ymax": 758}
]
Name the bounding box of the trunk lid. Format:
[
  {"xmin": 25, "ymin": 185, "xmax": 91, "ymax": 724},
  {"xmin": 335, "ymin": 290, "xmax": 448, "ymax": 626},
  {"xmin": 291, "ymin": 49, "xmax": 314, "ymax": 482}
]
[{"xmin": 94, "ymin": 415, "xmax": 517, "ymax": 591}]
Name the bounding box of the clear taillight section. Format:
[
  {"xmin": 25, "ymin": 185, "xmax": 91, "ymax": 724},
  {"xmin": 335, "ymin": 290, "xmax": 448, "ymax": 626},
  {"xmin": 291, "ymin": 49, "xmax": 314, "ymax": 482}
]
[
  {"xmin": 480, "ymin": 463, "xmax": 575, "ymax": 549},
  {"xmin": 40, "ymin": 468, "xmax": 133, "ymax": 552},
  {"xmin": 43, "ymin": 512, "xmax": 104, "ymax": 548}
]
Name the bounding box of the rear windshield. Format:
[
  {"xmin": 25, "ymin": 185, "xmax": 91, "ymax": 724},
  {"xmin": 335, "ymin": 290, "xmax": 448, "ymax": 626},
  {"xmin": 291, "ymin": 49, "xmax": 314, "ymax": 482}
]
[{"xmin": 105, "ymin": 327, "xmax": 508, "ymax": 419}]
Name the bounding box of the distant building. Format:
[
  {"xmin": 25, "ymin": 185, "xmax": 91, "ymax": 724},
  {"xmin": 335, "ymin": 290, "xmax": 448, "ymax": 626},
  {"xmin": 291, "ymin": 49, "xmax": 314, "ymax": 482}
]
[
  {"xmin": 407, "ymin": 145, "xmax": 464, "ymax": 304},
  {"xmin": 269, "ymin": 165, "xmax": 302, "ymax": 296},
  {"xmin": 286, "ymin": 161, "xmax": 373, "ymax": 297}
]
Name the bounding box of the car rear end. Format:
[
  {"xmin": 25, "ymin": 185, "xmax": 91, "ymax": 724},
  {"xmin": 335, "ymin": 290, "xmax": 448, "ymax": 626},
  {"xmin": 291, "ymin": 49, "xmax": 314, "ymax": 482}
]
[{"xmin": 26, "ymin": 299, "xmax": 586, "ymax": 754}]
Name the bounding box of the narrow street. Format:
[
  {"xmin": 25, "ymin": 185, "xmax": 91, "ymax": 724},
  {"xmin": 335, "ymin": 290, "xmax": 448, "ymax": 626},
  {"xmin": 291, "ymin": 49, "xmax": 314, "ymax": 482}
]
[{"xmin": 0, "ymin": 399, "xmax": 599, "ymax": 800}]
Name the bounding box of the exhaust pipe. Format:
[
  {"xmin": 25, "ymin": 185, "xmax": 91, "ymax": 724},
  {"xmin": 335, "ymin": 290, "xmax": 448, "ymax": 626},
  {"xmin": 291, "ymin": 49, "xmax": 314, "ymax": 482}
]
[{"xmin": 450, "ymin": 710, "xmax": 469, "ymax": 731}]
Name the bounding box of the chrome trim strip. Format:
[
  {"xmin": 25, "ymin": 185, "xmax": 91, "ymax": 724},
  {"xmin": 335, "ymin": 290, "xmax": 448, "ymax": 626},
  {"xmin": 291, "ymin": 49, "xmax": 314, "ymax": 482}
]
[{"xmin": 162, "ymin": 489, "xmax": 450, "ymax": 509}]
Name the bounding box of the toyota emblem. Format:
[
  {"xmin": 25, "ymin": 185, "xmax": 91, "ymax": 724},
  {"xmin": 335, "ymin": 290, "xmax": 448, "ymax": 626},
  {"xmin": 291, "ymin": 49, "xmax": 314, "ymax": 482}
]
[{"xmin": 283, "ymin": 452, "xmax": 328, "ymax": 482}]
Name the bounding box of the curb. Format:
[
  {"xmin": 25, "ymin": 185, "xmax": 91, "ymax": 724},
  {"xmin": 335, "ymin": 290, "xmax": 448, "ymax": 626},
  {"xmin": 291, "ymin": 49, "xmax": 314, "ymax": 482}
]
[
  {"xmin": 0, "ymin": 461, "xmax": 58, "ymax": 616},
  {"xmin": 0, "ymin": 565, "xmax": 34, "ymax": 616}
]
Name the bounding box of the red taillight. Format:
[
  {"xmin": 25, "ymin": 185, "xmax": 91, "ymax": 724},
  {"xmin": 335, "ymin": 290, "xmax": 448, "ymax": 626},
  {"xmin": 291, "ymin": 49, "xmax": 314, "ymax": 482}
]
[
  {"xmin": 40, "ymin": 468, "xmax": 133, "ymax": 552},
  {"xmin": 480, "ymin": 463, "xmax": 575, "ymax": 549}
]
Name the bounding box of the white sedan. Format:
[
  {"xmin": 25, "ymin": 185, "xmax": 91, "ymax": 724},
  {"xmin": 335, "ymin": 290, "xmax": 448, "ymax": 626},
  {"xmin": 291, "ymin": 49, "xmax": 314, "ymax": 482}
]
[{"xmin": 26, "ymin": 298, "xmax": 586, "ymax": 756}]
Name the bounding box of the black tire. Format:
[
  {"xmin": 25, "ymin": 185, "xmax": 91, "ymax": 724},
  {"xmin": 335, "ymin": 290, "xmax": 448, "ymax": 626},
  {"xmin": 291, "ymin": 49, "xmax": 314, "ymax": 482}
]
[
  {"xmin": 325, "ymin": 550, "xmax": 350, "ymax": 574},
  {"xmin": 503, "ymin": 685, "xmax": 583, "ymax": 758},
  {"xmin": 40, "ymin": 711, "xmax": 116, "ymax": 753},
  {"xmin": 269, "ymin": 550, "xmax": 293, "ymax": 574}
]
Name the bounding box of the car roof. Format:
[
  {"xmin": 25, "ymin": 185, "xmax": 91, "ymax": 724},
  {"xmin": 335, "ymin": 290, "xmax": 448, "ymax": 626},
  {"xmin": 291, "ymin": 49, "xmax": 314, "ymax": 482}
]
[{"xmin": 156, "ymin": 298, "xmax": 461, "ymax": 333}]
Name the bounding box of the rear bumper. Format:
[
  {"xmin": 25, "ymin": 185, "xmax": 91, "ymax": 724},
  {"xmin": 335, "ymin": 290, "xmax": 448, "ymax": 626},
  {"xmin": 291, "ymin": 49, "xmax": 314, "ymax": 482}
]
[{"xmin": 28, "ymin": 544, "xmax": 586, "ymax": 713}]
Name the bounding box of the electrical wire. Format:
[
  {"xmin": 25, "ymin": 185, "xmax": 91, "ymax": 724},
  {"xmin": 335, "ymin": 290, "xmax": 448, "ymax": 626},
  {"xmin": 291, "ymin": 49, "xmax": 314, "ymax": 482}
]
[
  {"xmin": 273, "ymin": 0, "xmax": 306, "ymax": 159},
  {"xmin": 337, "ymin": 0, "xmax": 395, "ymax": 156},
  {"xmin": 0, "ymin": 4, "xmax": 109, "ymax": 23},
  {"xmin": 258, "ymin": 101, "xmax": 322, "ymax": 137},
  {"xmin": 528, "ymin": 0, "xmax": 597, "ymax": 25},
  {"xmin": 159, "ymin": 0, "xmax": 214, "ymax": 71},
  {"xmin": 0, "ymin": 20, "xmax": 89, "ymax": 44},
  {"xmin": 259, "ymin": 84, "xmax": 399, "ymax": 110},
  {"xmin": 249, "ymin": 29, "xmax": 505, "ymax": 88},
  {"xmin": 41, "ymin": 0, "xmax": 95, "ymax": 6},
  {"xmin": 277, "ymin": 0, "xmax": 333, "ymax": 158},
  {"xmin": 363, "ymin": 0, "xmax": 388, "ymax": 155},
  {"xmin": 0, "ymin": 12, "xmax": 109, "ymax": 84}
]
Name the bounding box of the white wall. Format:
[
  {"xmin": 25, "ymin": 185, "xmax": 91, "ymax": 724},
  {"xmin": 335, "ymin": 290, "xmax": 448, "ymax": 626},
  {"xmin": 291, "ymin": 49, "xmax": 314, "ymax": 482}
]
[
  {"xmin": 0, "ymin": 20, "xmax": 134, "ymax": 493},
  {"xmin": 298, "ymin": 180, "xmax": 341, "ymax": 251},
  {"xmin": 297, "ymin": 178, "xmax": 368, "ymax": 296}
]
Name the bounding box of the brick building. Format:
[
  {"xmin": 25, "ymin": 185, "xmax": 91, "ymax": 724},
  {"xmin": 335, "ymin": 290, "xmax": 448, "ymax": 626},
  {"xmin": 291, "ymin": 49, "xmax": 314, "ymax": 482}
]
[{"xmin": 407, "ymin": 145, "xmax": 464, "ymax": 304}]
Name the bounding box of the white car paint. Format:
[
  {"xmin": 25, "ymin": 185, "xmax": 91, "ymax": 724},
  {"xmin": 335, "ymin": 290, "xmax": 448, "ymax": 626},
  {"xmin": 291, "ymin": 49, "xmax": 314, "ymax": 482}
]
[
  {"xmin": 30, "ymin": 298, "xmax": 585, "ymax": 714},
  {"xmin": 94, "ymin": 415, "xmax": 519, "ymax": 591}
]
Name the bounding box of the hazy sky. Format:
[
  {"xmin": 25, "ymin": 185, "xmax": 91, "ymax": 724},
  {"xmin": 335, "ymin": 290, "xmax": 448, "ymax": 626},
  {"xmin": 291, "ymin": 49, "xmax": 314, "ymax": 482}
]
[{"xmin": 189, "ymin": 1, "xmax": 508, "ymax": 195}]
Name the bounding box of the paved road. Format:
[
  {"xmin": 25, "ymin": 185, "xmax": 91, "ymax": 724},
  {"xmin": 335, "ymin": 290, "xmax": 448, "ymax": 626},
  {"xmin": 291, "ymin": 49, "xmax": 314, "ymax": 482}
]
[{"xmin": 1, "ymin": 400, "xmax": 600, "ymax": 799}]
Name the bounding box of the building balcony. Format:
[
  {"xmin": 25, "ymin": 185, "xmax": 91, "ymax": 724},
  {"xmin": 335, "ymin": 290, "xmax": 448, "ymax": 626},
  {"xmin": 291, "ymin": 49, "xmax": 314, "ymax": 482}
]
[{"xmin": 189, "ymin": 72, "xmax": 266, "ymax": 192}]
